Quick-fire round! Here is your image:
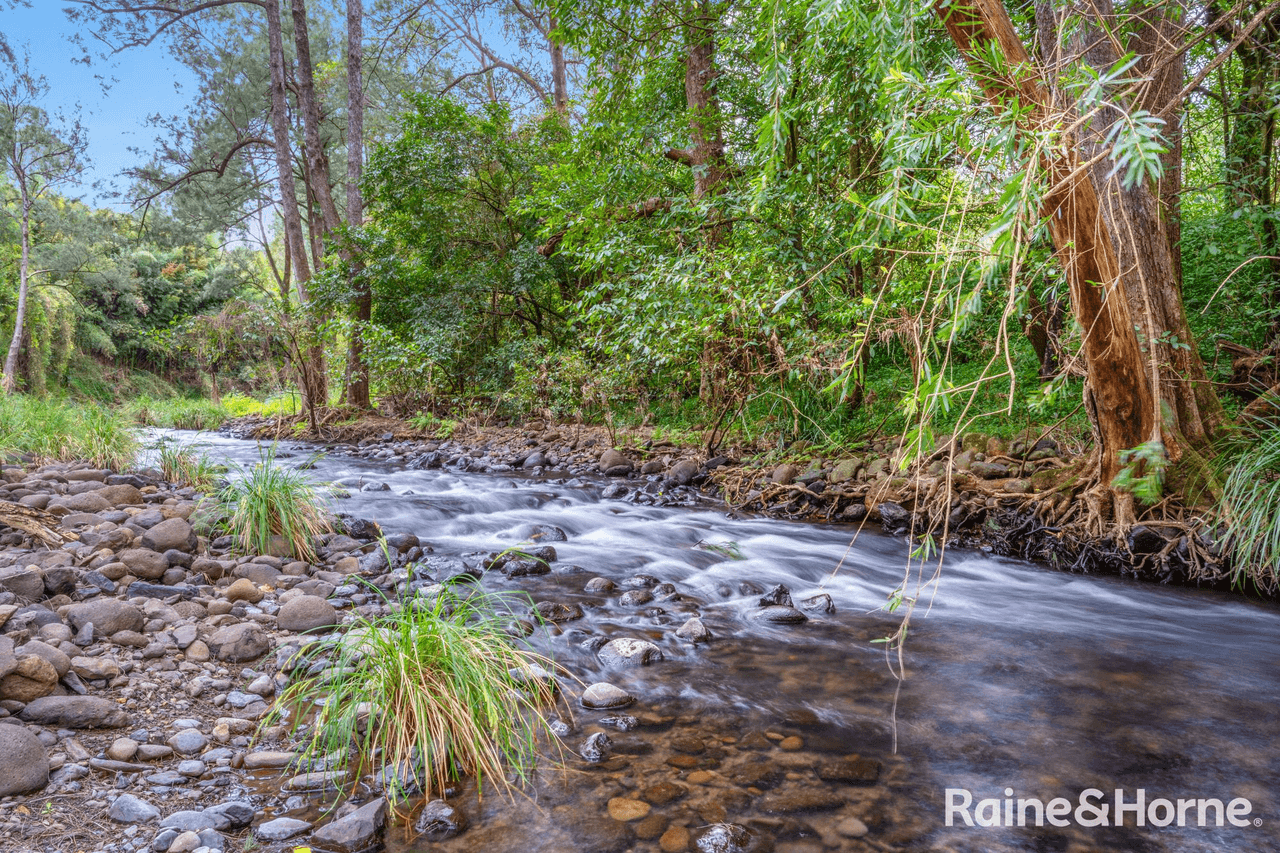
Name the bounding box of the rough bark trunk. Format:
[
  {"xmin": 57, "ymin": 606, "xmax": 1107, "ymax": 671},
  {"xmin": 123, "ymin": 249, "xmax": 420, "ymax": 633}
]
[
  {"xmin": 937, "ymin": 0, "xmax": 1159, "ymax": 507},
  {"xmin": 291, "ymin": 0, "xmax": 342, "ymax": 243},
  {"xmin": 2, "ymin": 188, "xmax": 32, "ymax": 393},
  {"xmin": 343, "ymin": 0, "xmax": 372, "ymax": 410},
  {"xmin": 267, "ymin": 0, "xmax": 326, "ymax": 422}
]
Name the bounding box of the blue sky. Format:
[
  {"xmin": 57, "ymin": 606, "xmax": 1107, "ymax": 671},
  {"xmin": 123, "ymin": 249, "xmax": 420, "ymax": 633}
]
[{"xmin": 2, "ymin": 3, "xmax": 196, "ymax": 210}]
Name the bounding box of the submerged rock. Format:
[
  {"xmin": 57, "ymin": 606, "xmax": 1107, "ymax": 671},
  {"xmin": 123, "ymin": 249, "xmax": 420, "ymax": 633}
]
[{"xmin": 414, "ymin": 800, "xmax": 468, "ymax": 841}]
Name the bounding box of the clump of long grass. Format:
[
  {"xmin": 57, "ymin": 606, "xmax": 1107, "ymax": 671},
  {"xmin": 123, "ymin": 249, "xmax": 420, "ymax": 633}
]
[
  {"xmin": 210, "ymin": 444, "xmax": 330, "ymax": 560},
  {"xmin": 1220, "ymin": 422, "xmax": 1280, "ymax": 593},
  {"xmin": 125, "ymin": 396, "xmax": 229, "ymax": 430},
  {"xmin": 268, "ymin": 584, "xmax": 562, "ymax": 803},
  {"xmin": 0, "ymin": 396, "xmax": 138, "ymax": 469},
  {"xmin": 155, "ymin": 441, "xmax": 225, "ymax": 491}
]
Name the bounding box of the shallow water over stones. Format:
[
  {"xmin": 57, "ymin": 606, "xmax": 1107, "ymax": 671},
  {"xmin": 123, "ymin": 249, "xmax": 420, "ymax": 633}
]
[{"xmin": 170, "ymin": 432, "xmax": 1280, "ymax": 853}]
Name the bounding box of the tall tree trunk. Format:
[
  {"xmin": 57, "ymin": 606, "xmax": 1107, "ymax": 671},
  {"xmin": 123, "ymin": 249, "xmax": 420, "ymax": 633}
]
[
  {"xmin": 267, "ymin": 0, "xmax": 326, "ymax": 422},
  {"xmin": 549, "ymin": 16, "xmax": 569, "ymax": 114},
  {"xmin": 2, "ymin": 188, "xmax": 32, "ymax": 393},
  {"xmin": 343, "ymin": 0, "xmax": 372, "ymax": 409},
  {"xmin": 937, "ymin": 0, "xmax": 1174, "ymax": 521},
  {"xmin": 291, "ymin": 0, "xmax": 342, "ymax": 242}
]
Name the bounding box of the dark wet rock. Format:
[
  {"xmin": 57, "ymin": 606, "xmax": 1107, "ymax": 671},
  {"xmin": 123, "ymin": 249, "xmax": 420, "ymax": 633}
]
[
  {"xmin": 652, "ymin": 582, "xmax": 678, "ymax": 600},
  {"xmin": 340, "ymin": 517, "xmax": 383, "ymax": 540},
  {"xmin": 599, "ymin": 449, "xmax": 634, "ymax": 476},
  {"xmin": 414, "ymin": 800, "xmax": 468, "ymax": 841},
  {"xmin": 758, "ymin": 584, "xmax": 793, "ymax": 607},
  {"xmin": 527, "ymin": 523, "xmax": 568, "ymax": 542},
  {"xmin": 876, "ymin": 501, "xmax": 912, "ymax": 534},
  {"xmin": 841, "ymin": 503, "xmax": 868, "ymax": 522},
  {"xmin": 207, "ymin": 623, "xmax": 269, "ymax": 662},
  {"xmin": 641, "ymin": 781, "xmax": 686, "ymax": 805},
  {"xmin": 816, "ymin": 755, "xmax": 881, "ymax": 784},
  {"xmin": 800, "ymin": 593, "xmax": 835, "ymax": 614},
  {"xmin": 598, "ymin": 638, "xmax": 664, "ymax": 667},
  {"xmin": 620, "ymin": 573, "xmax": 660, "ymax": 589},
  {"xmin": 19, "ymin": 695, "xmax": 128, "ymax": 728},
  {"xmin": 580, "ymin": 731, "xmax": 612, "ymax": 763},
  {"xmin": 581, "ymin": 682, "xmax": 635, "ymax": 709},
  {"xmin": 748, "ymin": 605, "xmax": 808, "ymax": 624},
  {"xmin": 599, "ymin": 714, "xmax": 639, "ymax": 731},
  {"xmin": 676, "ymin": 616, "xmax": 712, "ymax": 642},
  {"xmin": 126, "ymin": 581, "xmax": 198, "ymax": 599},
  {"xmin": 641, "ymin": 459, "xmax": 664, "ymax": 475},
  {"xmin": 277, "ymin": 595, "xmax": 338, "ymax": 633},
  {"xmin": 533, "ymin": 600, "xmax": 583, "ymax": 624},
  {"xmin": 0, "ymin": 724, "xmax": 48, "ymax": 796},
  {"xmin": 502, "ymin": 558, "xmax": 550, "ymax": 577},
  {"xmin": 601, "ymin": 483, "xmax": 629, "ymax": 499},
  {"xmin": 619, "ymin": 589, "xmax": 653, "ymax": 606},
  {"xmin": 1128, "ymin": 525, "xmax": 1169, "ymax": 555},
  {"xmin": 696, "ymin": 823, "xmax": 754, "ymax": 853},
  {"xmin": 41, "ymin": 566, "xmax": 77, "ymax": 597},
  {"xmin": 312, "ymin": 798, "xmax": 387, "ymax": 852}
]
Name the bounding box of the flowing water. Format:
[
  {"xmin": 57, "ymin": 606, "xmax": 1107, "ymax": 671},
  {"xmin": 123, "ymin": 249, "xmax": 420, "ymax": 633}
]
[{"xmin": 164, "ymin": 432, "xmax": 1280, "ymax": 853}]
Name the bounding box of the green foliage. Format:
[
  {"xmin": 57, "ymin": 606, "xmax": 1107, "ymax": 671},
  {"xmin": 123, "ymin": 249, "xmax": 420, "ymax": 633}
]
[
  {"xmin": 125, "ymin": 396, "xmax": 229, "ymax": 430},
  {"xmin": 0, "ymin": 395, "xmax": 137, "ymax": 470},
  {"xmin": 154, "ymin": 440, "xmax": 224, "ymax": 491},
  {"xmin": 222, "ymin": 391, "xmax": 301, "ymax": 418},
  {"xmin": 206, "ymin": 444, "xmax": 331, "ymax": 562},
  {"xmin": 1220, "ymin": 424, "xmax": 1280, "ymax": 592},
  {"xmin": 267, "ymin": 583, "xmax": 562, "ymax": 801},
  {"xmin": 407, "ymin": 411, "xmax": 457, "ymax": 438},
  {"xmin": 1111, "ymin": 441, "xmax": 1170, "ymax": 506}
]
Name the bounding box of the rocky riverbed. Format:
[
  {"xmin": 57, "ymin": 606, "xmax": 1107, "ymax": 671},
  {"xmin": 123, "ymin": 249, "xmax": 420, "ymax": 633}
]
[{"xmin": 1, "ymin": 430, "xmax": 1275, "ymax": 853}]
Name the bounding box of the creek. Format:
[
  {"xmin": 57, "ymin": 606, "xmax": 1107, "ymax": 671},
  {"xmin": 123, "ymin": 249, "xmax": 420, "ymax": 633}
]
[{"xmin": 169, "ymin": 431, "xmax": 1280, "ymax": 853}]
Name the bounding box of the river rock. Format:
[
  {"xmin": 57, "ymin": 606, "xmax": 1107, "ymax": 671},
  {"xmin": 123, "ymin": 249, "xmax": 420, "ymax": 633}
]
[
  {"xmin": 533, "ymin": 600, "xmax": 583, "ymax": 624},
  {"xmin": 770, "ymin": 464, "xmax": 798, "ymax": 485},
  {"xmin": 98, "ymin": 483, "xmax": 143, "ymax": 506},
  {"xmin": 108, "ymin": 793, "xmax": 159, "ymax": 824},
  {"xmin": 581, "ymin": 682, "xmax": 635, "ymax": 709},
  {"xmin": 607, "ymin": 797, "xmax": 650, "ymax": 822},
  {"xmin": 277, "ymin": 595, "xmax": 338, "ymax": 633},
  {"xmin": 169, "ymin": 729, "xmax": 207, "ymax": 755},
  {"xmin": 312, "ymin": 798, "xmax": 387, "ymax": 852},
  {"xmin": 584, "ymin": 577, "xmax": 615, "ymax": 593},
  {"xmin": 580, "ymin": 731, "xmax": 611, "ymax": 763},
  {"xmin": 414, "ymin": 800, "xmax": 468, "ymax": 841},
  {"xmin": 140, "ymin": 517, "xmax": 197, "ymax": 552},
  {"xmin": 50, "ymin": 492, "xmax": 112, "ymax": 513},
  {"xmin": 119, "ymin": 548, "xmax": 170, "ymax": 580},
  {"xmin": 255, "ymin": 817, "xmax": 312, "ymax": 842},
  {"xmin": 67, "ymin": 599, "xmax": 144, "ymax": 636},
  {"xmin": 19, "ymin": 639, "xmax": 71, "ymax": 677},
  {"xmin": 207, "ymin": 623, "xmax": 269, "ymax": 662},
  {"xmin": 527, "ymin": 524, "xmax": 567, "ymax": 542},
  {"xmin": 665, "ymin": 459, "xmax": 700, "ymax": 486},
  {"xmin": 599, "ymin": 449, "xmax": 633, "ymax": 476},
  {"xmin": 676, "ymin": 616, "xmax": 712, "ymax": 642},
  {"xmin": 747, "ymin": 605, "xmax": 808, "ymax": 624},
  {"xmin": 816, "ymin": 755, "xmax": 881, "ymax": 784},
  {"xmin": 0, "ymin": 565, "xmax": 44, "ymax": 601},
  {"xmin": 598, "ymin": 638, "xmax": 663, "ymax": 667},
  {"xmin": 970, "ymin": 460, "xmax": 1009, "ymax": 479},
  {"xmin": 0, "ymin": 724, "xmax": 49, "ymax": 796},
  {"xmin": 758, "ymin": 584, "xmax": 793, "ymax": 607},
  {"xmin": 71, "ymin": 654, "xmax": 121, "ymax": 680},
  {"xmin": 801, "ymin": 593, "xmax": 835, "ymax": 613},
  {"xmin": 223, "ymin": 577, "xmax": 263, "ymax": 604},
  {"xmin": 41, "ymin": 566, "xmax": 77, "ymax": 597},
  {"xmin": 19, "ymin": 695, "xmax": 129, "ymax": 728},
  {"xmin": 0, "ymin": 654, "xmax": 58, "ymax": 701}
]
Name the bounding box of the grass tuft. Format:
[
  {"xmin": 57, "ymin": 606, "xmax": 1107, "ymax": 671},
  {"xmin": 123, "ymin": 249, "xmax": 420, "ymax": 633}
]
[
  {"xmin": 267, "ymin": 583, "xmax": 563, "ymax": 804},
  {"xmin": 208, "ymin": 443, "xmax": 330, "ymax": 561},
  {"xmin": 1220, "ymin": 422, "xmax": 1280, "ymax": 593},
  {"xmin": 154, "ymin": 440, "xmax": 225, "ymax": 491}
]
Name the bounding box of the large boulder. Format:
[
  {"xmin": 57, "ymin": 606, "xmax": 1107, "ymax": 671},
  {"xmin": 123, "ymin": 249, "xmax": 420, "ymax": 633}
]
[
  {"xmin": 598, "ymin": 449, "xmax": 633, "ymax": 477},
  {"xmin": 141, "ymin": 517, "xmax": 197, "ymax": 553},
  {"xmin": 0, "ymin": 566, "xmax": 45, "ymax": 602},
  {"xmin": 18, "ymin": 695, "xmax": 129, "ymax": 728},
  {"xmin": 66, "ymin": 599, "xmax": 144, "ymax": 636},
  {"xmin": 49, "ymin": 492, "xmax": 112, "ymax": 513},
  {"xmin": 277, "ymin": 596, "xmax": 338, "ymax": 633},
  {"xmin": 0, "ymin": 655, "xmax": 59, "ymax": 702},
  {"xmin": 98, "ymin": 484, "xmax": 144, "ymax": 506},
  {"xmin": 208, "ymin": 623, "xmax": 270, "ymax": 662},
  {"xmin": 119, "ymin": 548, "xmax": 170, "ymax": 581},
  {"xmin": 0, "ymin": 724, "xmax": 49, "ymax": 796}
]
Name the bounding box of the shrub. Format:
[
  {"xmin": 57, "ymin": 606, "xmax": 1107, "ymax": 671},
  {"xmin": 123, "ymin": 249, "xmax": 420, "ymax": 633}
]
[{"xmin": 268, "ymin": 583, "xmax": 562, "ymax": 802}]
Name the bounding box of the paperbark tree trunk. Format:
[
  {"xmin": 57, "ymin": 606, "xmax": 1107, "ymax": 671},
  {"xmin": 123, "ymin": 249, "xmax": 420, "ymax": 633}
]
[
  {"xmin": 291, "ymin": 0, "xmax": 342, "ymax": 243},
  {"xmin": 936, "ymin": 0, "xmax": 1223, "ymax": 519},
  {"xmin": 2, "ymin": 186, "xmax": 32, "ymax": 393},
  {"xmin": 550, "ymin": 16, "xmax": 569, "ymax": 114}
]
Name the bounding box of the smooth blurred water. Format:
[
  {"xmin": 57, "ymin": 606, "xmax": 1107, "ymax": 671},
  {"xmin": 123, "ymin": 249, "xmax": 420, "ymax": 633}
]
[{"xmin": 162, "ymin": 431, "xmax": 1280, "ymax": 852}]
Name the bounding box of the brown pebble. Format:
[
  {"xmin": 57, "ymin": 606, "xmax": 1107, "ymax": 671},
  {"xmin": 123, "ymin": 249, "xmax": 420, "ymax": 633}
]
[
  {"xmin": 779, "ymin": 735, "xmax": 803, "ymax": 751},
  {"xmin": 660, "ymin": 825, "xmax": 690, "ymax": 853},
  {"xmin": 764, "ymin": 731, "xmax": 784, "ymax": 741},
  {"xmin": 666, "ymin": 755, "xmax": 700, "ymax": 769},
  {"xmin": 634, "ymin": 813, "xmax": 669, "ymax": 840},
  {"xmin": 686, "ymin": 770, "xmax": 714, "ymax": 784}
]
